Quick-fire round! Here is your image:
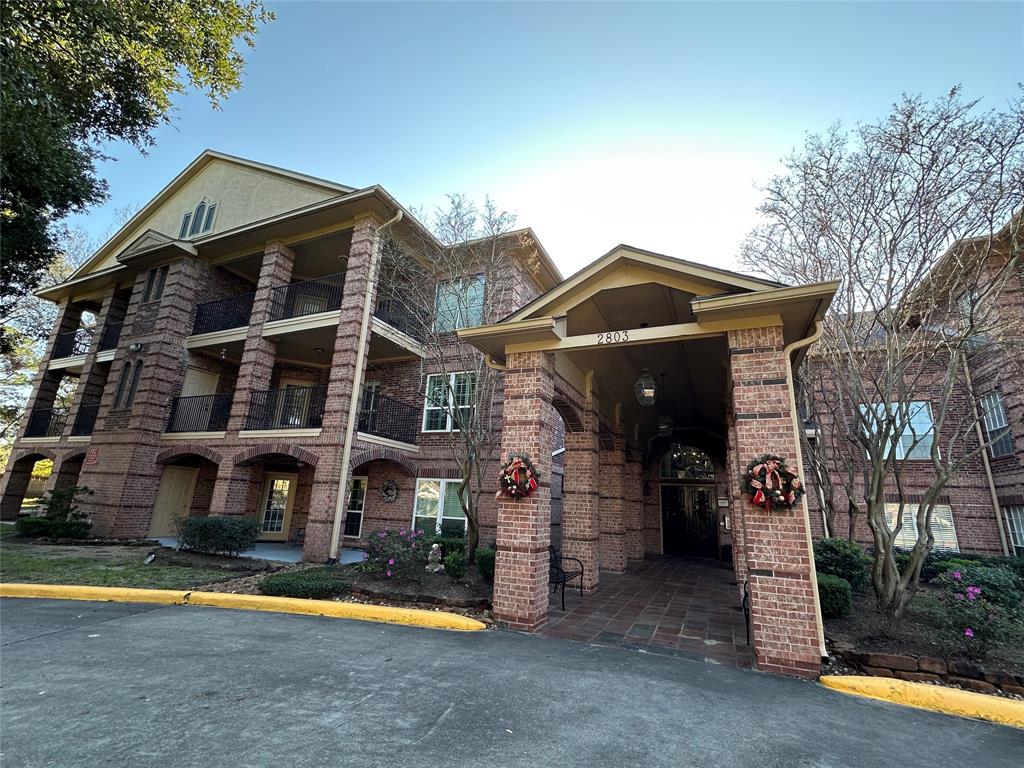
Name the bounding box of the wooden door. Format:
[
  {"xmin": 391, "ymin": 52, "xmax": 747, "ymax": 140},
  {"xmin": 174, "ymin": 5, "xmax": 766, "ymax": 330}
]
[{"xmin": 148, "ymin": 466, "xmax": 199, "ymax": 537}]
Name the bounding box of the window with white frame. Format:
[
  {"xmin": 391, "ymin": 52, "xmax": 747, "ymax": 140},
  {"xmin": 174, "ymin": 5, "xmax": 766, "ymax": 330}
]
[
  {"xmin": 860, "ymin": 401, "xmax": 936, "ymax": 460},
  {"xmin": 433, "ymin": 275, "xmax": 485, "ymax": 332},
  {"xmin": 179, "ymin": 200, "xmax": 218, "ymax": 239},
  {"xmin": 412, "ymin": 479, "xmax": 467, "ymax": 535},
  {"xmin": 1004, "ymin": 505, "xmax": 1024, "ymax": 557},
  {"xmin": 980, "ymin": 390, "xmax": 1014, "ymax": 459},
  {"xmin": 883, "ymin": 503, "xmax": 959, "ymax": 551},
  {"xmin": 423, "ymin": 372, "xmax": 475, "ymax": 432},
  {"xmin": 343, "ymin": 476, "xmax": 367, "ymax": 538}
]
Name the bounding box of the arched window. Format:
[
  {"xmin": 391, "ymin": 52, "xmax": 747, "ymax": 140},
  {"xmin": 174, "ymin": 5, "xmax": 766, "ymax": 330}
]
[
  {"xmin": 188, "ymin": 202, "xmax": 207, "ymax": 237},
  {"xmin": 660, "ymin": 444, "xmax": 715, "ymax": 480}
]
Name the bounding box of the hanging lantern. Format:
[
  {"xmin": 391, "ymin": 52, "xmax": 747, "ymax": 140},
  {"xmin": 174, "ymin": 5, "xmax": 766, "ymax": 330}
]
[
  {"xmin": 657, "ymin": 414, "xmax": 674, "ymax": 436},
  {"xmin": 634, "ymin": 369, "xmax": 656, "ymax": 406}
]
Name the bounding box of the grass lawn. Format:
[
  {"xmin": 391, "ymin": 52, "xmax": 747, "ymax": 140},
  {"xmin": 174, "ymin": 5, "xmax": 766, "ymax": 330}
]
[{"xmin": 0, "ymin": 534, "xmax": 231, "ymax": 590}]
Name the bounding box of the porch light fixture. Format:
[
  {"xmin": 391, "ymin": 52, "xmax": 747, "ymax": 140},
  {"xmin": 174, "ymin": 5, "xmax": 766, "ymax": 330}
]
[{"xmin": 634, "ymin": 369, "xmax": 657, "ymax": 406}]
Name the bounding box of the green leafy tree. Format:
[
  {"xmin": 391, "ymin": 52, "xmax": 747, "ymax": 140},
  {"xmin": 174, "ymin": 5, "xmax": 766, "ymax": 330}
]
[{"xmin": 0, "ymin": 0, "xmax": 273, "ymax": 351}]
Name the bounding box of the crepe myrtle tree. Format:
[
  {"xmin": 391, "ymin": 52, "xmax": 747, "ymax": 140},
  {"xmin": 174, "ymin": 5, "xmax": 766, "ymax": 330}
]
[
  {"xmin": 741, "ymin": 87, "xmax": 1024, "ymax": 621},
  {"xmin": 376, "ymin": 195, "xmax": 543, "ymax": 563}
]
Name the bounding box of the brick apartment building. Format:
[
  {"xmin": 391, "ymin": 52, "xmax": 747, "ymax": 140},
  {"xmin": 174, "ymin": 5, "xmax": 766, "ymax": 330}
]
[{"xmin": 8, "ymin": 147, "xmax": 960, "ymax": 678}]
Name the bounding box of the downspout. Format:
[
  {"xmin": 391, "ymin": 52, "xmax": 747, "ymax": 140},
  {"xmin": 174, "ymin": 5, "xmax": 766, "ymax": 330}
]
[
  {"xmin": 328, "ymin": 210, "xmax": 404, "ymax": 562},
  {"xmin": 961, "ymin": 355, "xmax": 1010, "ymax": 556},
  {"xmin": 783, "ymin": 318, "xmax": 827, "ymax": 658}
]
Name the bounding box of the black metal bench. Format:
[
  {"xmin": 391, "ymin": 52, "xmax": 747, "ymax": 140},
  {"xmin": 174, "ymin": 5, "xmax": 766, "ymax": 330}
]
[{"xmin": 549, "ymin": 546, "xmax": 584, "ymax": 610}]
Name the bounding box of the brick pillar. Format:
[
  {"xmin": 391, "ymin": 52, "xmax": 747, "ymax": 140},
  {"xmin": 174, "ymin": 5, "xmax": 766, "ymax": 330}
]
[
  {"xmin": 624, "ymin": 450, "xmax": 644, "ymax": 561},
  {"xmin": 0, "ymin": 455, "xmax": 38, "ymax": 519},
  {"xmin": 223, "ymin": 242, "xmax": 295, "ymax": 435},
  {"xmin": 598, "ymin": 430, "xmax": 627, "ymax": 573},
  {"xmin": 725, "ymin": 401, "xmax": 748, "ymax": 589},
  {"xmin": 728, "ymin": 325, "xmax": 822, "ymax": 678},
  {"xmin": 492, "ymin": 350, "xmax": 555, "ymax": 630},
  {"xmin": 304, "ymin": 214, "xmax": 382, "ymax": 560},
  {"xmin": 63, "ymin": 290, "xmax": 126, "ymax": 439},
  {"xmin": 562, "ymin": 380, "xmax": 600, "ymax": 590},
  {"xmin": 15, "ymin": 300, "xmax": 82, "ymax": 439}
]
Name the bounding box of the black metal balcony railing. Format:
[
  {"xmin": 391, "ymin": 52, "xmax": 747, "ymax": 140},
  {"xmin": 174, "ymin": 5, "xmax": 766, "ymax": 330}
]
[
  {"xmin": 70, "ymin": 404, "xmax": 100, "ymax": 436},
  {"xmin": 245, "ymin": 385, "xmax": 327, "ymax": 431},
  {"xmin": 192, "ymin": 291, "xmax": 256, "ymax": 335},
  {"xmin": 166, "ymin": 393, "xmax": 233, "ymax": 433},
  {"xmin": 52, "ymin": 327, "xmax": 94, "ymax": 358},
  {"xmin": 373, "ymin": 299, "xmax": 426, "ymax": 341},
  {"xmin": 357, "ymin": 393, "xmax": 420, "ymax": 445},
  {"xmin": 25, "ymin": 407, "xmax": 69, "ymax": 438},
  {"xmin": 98, "ymin": 321, "xmax": 123, "ymax": 352},
  {"xmin": 269, "ymin": 273, "xmax": 345, "ymax": 322}
]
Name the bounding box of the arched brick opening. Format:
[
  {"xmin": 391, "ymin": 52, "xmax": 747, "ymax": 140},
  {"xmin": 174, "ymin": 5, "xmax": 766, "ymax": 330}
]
[
  {"xmin": 0, "ymin": 450, "xmax": 55, "ymax": 520},
  {"xmin": 552, "ymin": 396, "xmax": 584, "ymax": 433},
  {"xmin": 232, "ymin": 444, "xmax": 320, "ymax": 468},
  {"xmin": 157, "ymin": 445, "xmax": 223, "ymax": 465},
  {"xmin": 350, "ymin": 448, "xmax": 417, "ymax": 477}
]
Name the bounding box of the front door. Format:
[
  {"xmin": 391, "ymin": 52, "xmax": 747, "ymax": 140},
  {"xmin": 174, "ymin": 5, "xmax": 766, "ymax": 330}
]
[
  {"xmin": 661, "ymin": 484, "xmax": 717, "ymax": 557},
  {"xmin": 149, "ymin": 466, "xmax": 199, "ymax": 537},
  {"xmin": 259, "ymin": 472, "xmax": 297, "ymax": 541}
]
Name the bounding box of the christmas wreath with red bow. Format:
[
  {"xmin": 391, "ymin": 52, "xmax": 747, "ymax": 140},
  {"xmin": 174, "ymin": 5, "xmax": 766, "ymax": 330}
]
[
  {"xmin": 741, "ymin": 453, "xmax": 804, "ymax": 511},
  {"xmin": 496, "ymin": 452, "xmax": 540, "ymax": 500}
]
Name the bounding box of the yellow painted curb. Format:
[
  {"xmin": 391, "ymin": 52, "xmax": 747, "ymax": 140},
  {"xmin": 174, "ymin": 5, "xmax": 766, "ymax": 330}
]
[
  {"xmin": 821, "ymin": 675, "xmax": 1024, "ymax": 729},
  {"xmin": 0, "ymin": 583, "xmax": 486, "ymax": 632},
  {"xmin": 0, "ymin": 583, "xmax": 188, "ymax": 605}
]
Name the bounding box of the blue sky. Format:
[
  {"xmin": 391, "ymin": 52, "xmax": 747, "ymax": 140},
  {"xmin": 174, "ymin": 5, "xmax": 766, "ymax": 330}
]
[{"xmin": 73, "ymin": 1, "xmax": 1023, "ymax": 276}]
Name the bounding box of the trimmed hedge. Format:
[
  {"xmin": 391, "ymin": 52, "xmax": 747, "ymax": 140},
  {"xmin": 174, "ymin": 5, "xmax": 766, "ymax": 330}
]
[
  {"xmin": 428, "ymin": 534, "xmax": 467, "ymax": 558},
  {"xmin": 258, "ymin": 567, "xmax": 352, "ymax": 599},
  {"xmin": 15, "ymin": 516, "xmax": 53, "ymax": 538},
  {"xmin": 177, "ymin": 516, "xmax": 260, "ymax": 556},
  {"xmin": 476, "ymin": 547, "xmax": 496, "ymax": 582},
  {"xmin": 817, "ymin": 573, "xmax": 852, "ymax": 618},
  {"xmin": 814, "ymin": 538, "xmax": 870, "ymax": 591},
  {"xmin": 443, "ymin": 550, "xmax": 466, "ymax": 580}
]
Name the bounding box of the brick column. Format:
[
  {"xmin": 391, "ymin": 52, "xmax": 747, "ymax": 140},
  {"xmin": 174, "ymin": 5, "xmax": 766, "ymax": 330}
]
[
  {"xmin": 624, "ymin": 450, "xmax": 644, "ymax": 561},
  {"xmin": 223, "ymin": 242, "xmax": 295, "ymax": 435},
  {"xmin": 561, "ymin": 379, "xmax": 600, "ymax": 590},
  {"xmin": 0, "ymin": 455, "xmax": 36, "ymax": 519},
  {"xmin": 598, "ymin": 430, "xmax": 627, "ymax": 573},
  {"xmin": 304, "ymin": 214, "xmax": 381, "ymax": 560},
  {"xmin": 728, "ymin": 325, "xmax": 821, "ymax": 678},
  {"xmin": 62, "ymin": 290, "xmax": 126, "ymax": 439},
  {"xmin": 15, "ymin": 300, "xmax": 82, "ymax": 439},
  {"xmin": 492, "ymin": 350, "xmax": 555, "ymax": 630}
]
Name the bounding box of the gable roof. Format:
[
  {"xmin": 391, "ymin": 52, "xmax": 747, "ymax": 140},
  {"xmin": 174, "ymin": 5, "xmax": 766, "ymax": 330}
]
[{"xmin": 68, "ymin": 149, "xmax": 354, "ymax": 281}]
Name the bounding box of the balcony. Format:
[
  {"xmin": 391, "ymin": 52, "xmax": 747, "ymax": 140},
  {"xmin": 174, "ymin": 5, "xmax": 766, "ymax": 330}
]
[
  {"xmin": 373, "ymin": 299, "xmax": 425, "ymax": 341},
  {"xmin": 269, "ymin": 273, "xmax": 344, "ymax": 322},
  {"xmin": 71, "ymin": 404, "xmax": 100, "ymax": 436},
  {"xmin": 192, "ymin": 291, "xmax": 255, "ymax": 335},
  {"xmin": 98, "ymin": 321, "xmax": 123, "ymax": 352},
  {"xmin": 245, "ymin": 386, "xmax": 327, "ymax": 431},
  {"xmin": 166, "ymin": 393, "xmax": 233, "ymax": 433},
  {"xmin": 25, "ymin": 407, "xmax": 69, "ymax": 438},
  {"xmin": 357, "ymin": 394, "xmax": 420, "ymax": 446},
  {"xmin": 52, "ymin": 328, "xmax": 93, "ymax": 358}
]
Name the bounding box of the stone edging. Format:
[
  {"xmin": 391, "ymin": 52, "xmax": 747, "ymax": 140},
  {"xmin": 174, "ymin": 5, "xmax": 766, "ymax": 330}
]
[
  {"xmin": 351, "ymin": 583, "xmax": 490, "ymax": 609},
  {"xmin": 834, "ymin": 648, "xmax": 1024, "ymax": 696}
]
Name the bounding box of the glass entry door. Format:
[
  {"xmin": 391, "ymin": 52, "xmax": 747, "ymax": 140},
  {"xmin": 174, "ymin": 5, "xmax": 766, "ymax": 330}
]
[
  {"xmin": 259, "ymin": 473, "xmax": 297, "ymax": 541},
  {"xmin": 660, "ymin": 484, "xmax": 717, "ymax": 557}
]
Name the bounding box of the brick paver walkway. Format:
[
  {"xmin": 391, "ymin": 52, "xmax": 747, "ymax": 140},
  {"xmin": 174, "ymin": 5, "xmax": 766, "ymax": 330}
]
[{"xmin": 540, "ymin": 556, "xmax": 752, "ymax": 668}]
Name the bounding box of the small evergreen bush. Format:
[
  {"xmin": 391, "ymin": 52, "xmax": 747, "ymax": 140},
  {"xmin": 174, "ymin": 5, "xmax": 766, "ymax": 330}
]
[
  {"xmin": 258, "ymin": 567, "xmax": 352, "ymax": 599},
  {"xmin": 443, "ymin": 550, "xmax": 466, "ymax": 580},
  {"xmin": 177, "ymin": 516, "xmax": 260, "ymax": 556},
  {"xmin": 428, "ymin": 534, "xmax": 467, "ymax": 558},
  {"xmin": 476, "ymin": 547, "xmax": 496, "ymax": 582},
  {"xmin": 817, "ymin": 573, "xmax": 852, "ymax": 618},
  {"xmin": 814, "ymin": 538, "xmax": 870, "ymax": 591},
  {"xmin": 15, "ymin": 516, "xmax": 52, "ymax": 538}
]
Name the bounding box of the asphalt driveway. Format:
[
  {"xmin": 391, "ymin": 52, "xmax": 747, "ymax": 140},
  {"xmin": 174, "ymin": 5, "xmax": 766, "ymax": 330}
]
[{"xmin": 0, "ymin": 598, "xmax": 1020, "ymax": 767}]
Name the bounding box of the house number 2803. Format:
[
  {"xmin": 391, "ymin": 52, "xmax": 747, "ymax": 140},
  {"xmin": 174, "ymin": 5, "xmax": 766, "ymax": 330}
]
[{"xmin": 596, "ymin": 330, "xmax": 629, "ymax": 344}]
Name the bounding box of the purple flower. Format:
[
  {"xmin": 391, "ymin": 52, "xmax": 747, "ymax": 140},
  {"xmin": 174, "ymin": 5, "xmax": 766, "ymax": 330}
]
[
  {"xmin": 952, "ymin": 571, "xmax": 962, "ymax": 580},
  {"xmin": 964, "ymin": 628, "xmax": 974, "ymax": 638},
  {"xmin": 388, "ymin": 558, "xmax": 395, "ymax": 566}
]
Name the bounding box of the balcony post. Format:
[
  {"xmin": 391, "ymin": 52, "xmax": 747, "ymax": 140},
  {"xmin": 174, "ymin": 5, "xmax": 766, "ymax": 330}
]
[
  {"xmin": 223, "ymin": 242, "xmax": 296, "ymax": 437},
  {"xmin": 62, "ymin": 290, "xmax": 124, "ymax": 440},
  {"xmin": 15, "ymin": 300, "xmax": 82, "ymax": 441}
]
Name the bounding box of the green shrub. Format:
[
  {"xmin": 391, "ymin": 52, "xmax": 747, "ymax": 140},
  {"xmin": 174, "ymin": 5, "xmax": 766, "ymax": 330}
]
[
  {"xmin": 927, "ymin": 558, "xmax": 982, "ymax": 580},
  {"xmin": 428, "ymin": 534, "xmax": 467, "ymax": 558},
  {"xmin": 814, "ymin": 538, "xmax": 870, "ymax": 591},
  {"xmin": 49, "ymin": 519, "xmax": 92, "ymax": 539},
  {"xmin": 15, "ymin": 516, "xmax": 52, "ymax": 538},
  {"xmin": 258, "ymin": 567, "xmax": 352, "ymax": 599},
  {"xmin": 934, "ymin": 565, "xmax": 1022, "ymax": 612},
  {"xmin": 177, "ymin": 516, "xmax": 260, "ymax": 556},
  {"xmin": 476, "ymin": 547, "xmax": 496, "ymax": 582},
  {"xmin": 443, "ymin": 550, "xmax": 466, "ymax": 580},
  {"xmin": 817, "ymin": 573, "xmax": 852, "ymax": 618},
  {"xmin": 365, "ymin": 528, "xmax": 428, "ymax": 581},
  {"xmin": 934, "ymin": 573, "xmax": 1019, "ymax": 657}
]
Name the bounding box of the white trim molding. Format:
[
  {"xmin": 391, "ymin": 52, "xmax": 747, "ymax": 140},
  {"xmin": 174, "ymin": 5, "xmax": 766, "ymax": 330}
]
[
  {"xmin": 161, "ymin": 431, "xmax": 228, "ymax": 440},
  {"xmin": 355, "ymin": 432, "xmax": 420, "ymax": 453},
  {"xmin": 239, "ymin": 428, "xmax": 322, "ymax": 439}
]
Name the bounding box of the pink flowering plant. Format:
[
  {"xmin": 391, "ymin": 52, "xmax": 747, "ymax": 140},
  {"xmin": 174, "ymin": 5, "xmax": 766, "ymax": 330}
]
[
  {"xmin": 933, "ymin": 568, "xmax": 1016, "ymax": 658},
  {"xmin": 364, "ymin": 528, "xmax": 428, "ymax": 582}
]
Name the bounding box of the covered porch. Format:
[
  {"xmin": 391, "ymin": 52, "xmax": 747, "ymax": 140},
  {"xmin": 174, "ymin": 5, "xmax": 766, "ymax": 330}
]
[{"xmin": 460, "ymin": 245, "xmax": 838, "ymax": 677}]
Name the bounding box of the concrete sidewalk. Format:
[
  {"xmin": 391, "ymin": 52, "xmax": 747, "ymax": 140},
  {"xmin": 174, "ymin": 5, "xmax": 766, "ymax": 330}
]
[{"xmin": 1, "ymin": 598, "xmax": 1020, "ymax": 767}]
